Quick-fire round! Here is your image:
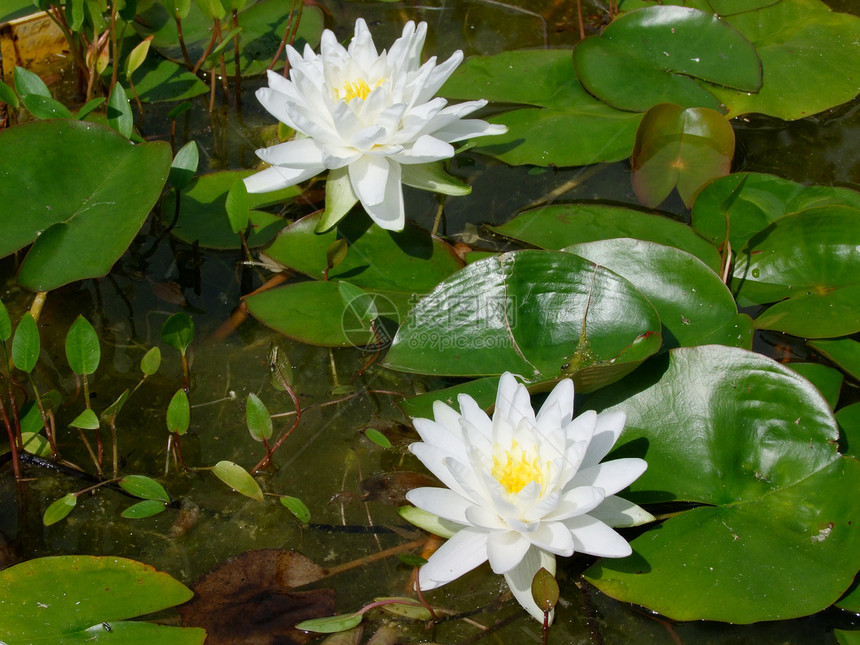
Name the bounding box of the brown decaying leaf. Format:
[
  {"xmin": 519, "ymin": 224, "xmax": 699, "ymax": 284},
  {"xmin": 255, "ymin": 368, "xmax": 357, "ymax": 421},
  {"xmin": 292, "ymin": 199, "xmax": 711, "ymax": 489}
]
[{"xmin": 178, "ymin": 549, "xmax": 334, "ymax": 645}]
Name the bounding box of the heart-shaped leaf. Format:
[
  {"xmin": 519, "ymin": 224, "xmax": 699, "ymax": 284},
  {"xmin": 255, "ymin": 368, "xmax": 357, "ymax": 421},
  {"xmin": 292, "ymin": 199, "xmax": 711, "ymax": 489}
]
[
  {"xmin": 631, "ymin": 104, "xmax": 735, "ymax": 208},
  {"xmin": 563, "ymin": 239, "xmax": 752, "ymax": 350},
  {"xmin": 0, "ymin": 120, "xmax": 171, "ymax": 291},
  {"xmin": 573, "ymin": 6, "xmax": 761, "ymax": 112},
  {"xmin": 0, "ymin": 555, "xmax": 204, "ymax": 643},
  {"xmin": 583, "ymin": 346, "xmax": 860, "ymax": 623},
  {"xmin": 489, "ymin": 203, "xmax": 721, "ymax": 272},
  {"xmin": 383, "ymin": 250, "xmax": 662, "ymax": 390}
]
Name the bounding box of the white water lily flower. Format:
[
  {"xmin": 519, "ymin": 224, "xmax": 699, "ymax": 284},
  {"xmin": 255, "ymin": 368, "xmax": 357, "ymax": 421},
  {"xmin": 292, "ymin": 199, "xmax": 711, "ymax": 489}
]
[
  {"xmin": 244, "ymin": 18, "xmax": 506, "ymax": 231},
  {"xmin": 405, "ymin": 373, "xmax": 652, "ymax": 622}
]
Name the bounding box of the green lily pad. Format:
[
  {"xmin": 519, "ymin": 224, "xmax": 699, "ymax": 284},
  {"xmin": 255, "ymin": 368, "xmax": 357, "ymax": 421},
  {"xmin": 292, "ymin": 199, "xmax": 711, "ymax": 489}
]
[
  {"xmin": 563, "ymin": 239, "xmax": 751, "ymax": 350},
  {"xmin": 692, "ymin": 172, "xmax": 860, "ymax": 251},
  {"xmin": 383, "ymin": 250, "xmax": 662, "ymax": 390},
  {"xmin": 441, "ymin": 49, "xmax": 641, "ymax": 166},
  {"xmin": 489, "ymin": 203, "xmax": 721, "ymax": 272},
  {"xmin": 788, "ymin": 362, "xmax": 843, "ymax": 410},
  {"xmin": 584, "ymin": 345, "xmax": 860, "ymax": 622},
  {"xmin": 164, "ymin": 170, "xmax": 299, "ymax": 249},
  {"xmin": 0, "ymin": 555, "xmax": 204, "ymax": 644},
  {"xmin": 135, "ymin": 0, "xmax": 323, "ymax": 76},
  {"xmin": 573, "ymin": 5, "xmax": 761, "ymax": 113},
  {"xmin": 623, "ymin": 0, "xmax": 860, "ymax": 120},
  {"xmin": 836, "ymin": 402, "xmax": 860, "ymax": 459},
  {"xmin": 0, "ymin": 120, "xmax": 171, "ymax": 291},
  {"xmin": 631, "ymin": 104, "xmax": 735, "ymax": 208},
  {"xmin": 245, "ymin": 281, "xmax": 412, "ymax": 347},
  {"xmin": 809, "ymin": 338, "xmax": 860, "ymax": 382},
  {"xmin": 397, "ymin": 375, "xmax": 502, "ymax": 420},
  {"xmin": 264, "ymin": 211, "xmax": 463, "ymax": 293},
  {"xmin": 732, "ymin": 206, "xmax": 860, "ymax": 337}
]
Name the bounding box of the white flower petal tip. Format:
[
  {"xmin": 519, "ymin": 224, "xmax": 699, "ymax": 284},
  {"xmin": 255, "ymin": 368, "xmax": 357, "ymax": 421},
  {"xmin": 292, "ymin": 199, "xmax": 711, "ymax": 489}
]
[
  {"xmin": 406, "ymin": 372, "xmax": 649, "ymax": 621},
  {"xmin": 249, "ymin": 18, "xmax": 505, "ymax": 231}
]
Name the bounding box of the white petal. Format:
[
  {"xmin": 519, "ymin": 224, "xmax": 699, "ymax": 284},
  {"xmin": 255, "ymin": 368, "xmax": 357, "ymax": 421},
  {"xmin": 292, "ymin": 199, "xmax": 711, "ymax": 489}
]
[
  {"xmin": 573, "ymin": 458, "xmax": 647, "ymax": 497},
  {"xmin": 359, "ymin": 159, "xmax": 405, "ymax": 230},
  {"xmin": 243, "ymin": 165, "xmax": 321, "ymax": 194},
  {"xmin": 493, "ymin": 373, "xmax": 535, "ymax": 428},
  {"xmin": 528, "ymin": 521, "xmax": 575, "ymax": 557},
  {"xmin": 255, "ymin": 138, "xmax": 326, "ymax": 168},
  {"xmin": 536, "ymin": 379, "xmax": 574, "ymax": 427},
  {"xmin": 564, "ymin": 410, "xmax": 597, "ymax": 444},
  {"xmin": 349, "ymin": 155, "xmax": 390, "ymax": 206},
  {"xmin": 418, "ymin": 527, "xmax": 488, "ymax": 590},
  {"xmin": 405, "ymin": 487, "xmax": 471, "ymax": 524},
  {"xmin": 503, "ymin": 546, "xmax": 556, "ymax": 623},
  {"xmin": 431, "ymin": 399, "xmax": 462, "ymax": 431},
  {"xmin": 486, "ymin": 531, "xmax": 531, "ymax": 574},
  {"xmin": 416, "ymin": 51, "xmax": 464, "ymax": 103},
  {"xmin": 464, "ymin": 505, "xmax": 507, "ymax": 531},
  {"xmin": 458, "ymin": 394, "xmax": 493, "ymax": 438},
  {"xmin": 412, "ymin": 417, "xmax": 463, "ymax": 454},
  {"xmin": 563, "ymin": 515, "xmax": 632, "ymax": 558},
  {"xmin": 395, "ymin": 135, "xmax": 455, "ymax": 165},
  {"xmin": 543, "ymin": 485, "xmax": 604, "ymax": 521},
  {"xmin": 409, "ymin": 444, "xmax": 471, "ymax": 500},
  {"xmin": 588, "ymin": 495, "xmax": 655, "ymax": 528},
  {"xmin": 581, "ymin": 411, "xmax": 627, "ymax": 468},
  {"xmin": 432, "ymin": 118, "xmax": 508, "ymax": 143}
]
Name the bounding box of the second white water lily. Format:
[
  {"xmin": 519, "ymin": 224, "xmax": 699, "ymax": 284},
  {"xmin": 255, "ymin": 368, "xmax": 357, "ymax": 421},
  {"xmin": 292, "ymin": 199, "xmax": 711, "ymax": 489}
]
[
  {"xmin": 244, "ymin": 18, "xmax": 506, "ymax": 231},
  {"xmin": 405, "ymin": 373, "xmax": 652, "ymax": 621}
]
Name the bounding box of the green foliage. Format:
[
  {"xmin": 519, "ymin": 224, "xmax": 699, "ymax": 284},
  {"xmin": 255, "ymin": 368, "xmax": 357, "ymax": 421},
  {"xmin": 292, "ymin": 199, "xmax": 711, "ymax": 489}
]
[
  {"xmin": 295, "ymin": 612, "xmax": 363, "ymax": 634},
  {"xmin": 809, "ymin": 339, "xmax": 860, "ymax": 382},
  {"xmin": 631, "ymin": 104, "xmax": 735, "ymax": 208},
  {"xmin": 166, "ymin": 389, "xmax": 191, "ymax": 435},
  {"xmin": 12, "ymin": 312, "xmax": 39, "ymax": 374},
  {"xmin": 584, "ymin": 346, "xmax": 860, "ymax": 622},
  {"xmin": 119, "ymin": 475, "xmax": 170, "ymax": 502},
  {"xmin": 69, "ymin": 408, "xmax": 100, "ymax": 430},
  {"xmin": 161, "ymin": 313, "xmax": 195, "ymax": 355},
  {"xmin": 0, "ymin": 300, "xmax": 9, "ymax": 342},
  {"xmin": 65, "ymin": 315, "xmax": 101, "ymax": 375},
  {"xmin": 573, "ymin": 6, "xmax": 761, "ymax": 113},
  {"xmin": 279, "ymin": 495, "xmax": 310, "ymax": 523},
  {"xmin": 0, "ymin": 120, "xmax": 171, "ymax": 291},
  {"xmin": 0, "ymin": 555, "xmax": 205, "ymax": 643},
  {"xmin": 364, "ymin": 428, "xmax": 391, "ymax": 449},
  {"xmin": 122, "ymin": 499, "xmax": 168, "ymax": 519},
  {"xmin": 383, "ymin": 250, "xmax": 662, "ymax": 390},
  {"xmin": 107, "ymin": 84, "xmax": 133, "ymax": 138},
  {"xmin": 43, "ymin": 493, "xmax": 77, "ymax": 526},
  {"xmin": 531, "ymin": 568, "xmax": 559, "ymax": 613},
  {"xmin": 225, "ymin": 177, "xmax": 250, "ymax": 234},
  {"xmin": 212, "ymin": 460, "xmax": 263, "ymax": 501},
  {"xmin": 245, "ymin": 392, "xmax": 272, "ymax": 442},
  {"xmin": 140, "ymin": 346, "xmax": 162, "ymax": 376}
]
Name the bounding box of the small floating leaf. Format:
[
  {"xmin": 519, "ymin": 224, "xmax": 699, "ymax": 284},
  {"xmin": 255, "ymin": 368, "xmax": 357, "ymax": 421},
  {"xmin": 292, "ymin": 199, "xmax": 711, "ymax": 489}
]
[
  {"xmin": 363, "ymin": 428, "xmax": 391, "ymax": 449},
  {"xmin": 169, "ymin": 141, "xmax": 199, "ymax": 191},
  {"xmin": 107, "ymin": 84, "xmax": 133, "ymax": 139},
  {"xmin": 122, "ymin": 499, "xmax": 167, "ymax": 519},
  {"xmin": 140, "ymin": 346, "xmax": 162, "ymax": 376},
  {"xmin": 120, "ymin": 475, "xmax": 170, "ymax": 502},
  {"xmin": 167, "ymin": 389, "xmax": 190, "ymax": 436},
  {"xmin": 21, "ymin": 432, "xmax": 51, "ymax": 457},
  {"xmin": 101, "ymin": 389, "xmax": 130, "ymax": 426},
  {"xmin": 376, "ymin": 597, "xmax": 432, "ymax": 620},
  {"xmin": 279, "ymin": 495, "xmax": 310, "ymax": 523},
  {"xmin": 245, "ymin": 393, "xmax": 273, "ymax": 442},
  {"xmin": 212, "ymin": 461, "xmax": 263, "ymax": 501},
  {"xmin": 225, "ymin": 177, "xmax": 250, "ymax": 234},
  {"xmin": 295, "ymin": 612, "xmax": 363, "ymax": 634},
  {"xmin": 43, "ymin": 493, "xmax": 77, "ymax": 526},
  {"xmin": 69, "ymin": 408, "xmax": 100, "ymax": 430},
  {"xmin": 12, "ymin": 312, "xmax": 39, "ymax": 374},
  {"xmin": 397, "ymin": 554, "xmax": 428, "ymax": 568},
  {"xmin": 65, "ymin": 315, "xmax": 101, "ymax": 376},
  {"xmin": 161, "ymin": 312, "xmax": 195, "ymax": 355},
  {"xmin": 0, "ymin": 299, "xmax": 10, "ymax": 341}
]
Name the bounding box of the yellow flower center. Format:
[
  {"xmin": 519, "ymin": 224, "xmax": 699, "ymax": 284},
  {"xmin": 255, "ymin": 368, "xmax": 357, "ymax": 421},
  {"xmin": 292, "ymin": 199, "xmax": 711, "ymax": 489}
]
[
  {"xmin": 491, "ymin": 440, "xmax": 545, "ymax": 495},
  {"xmin": 334, "ymin": 78, "xmax": 384, "ymax": 103}
]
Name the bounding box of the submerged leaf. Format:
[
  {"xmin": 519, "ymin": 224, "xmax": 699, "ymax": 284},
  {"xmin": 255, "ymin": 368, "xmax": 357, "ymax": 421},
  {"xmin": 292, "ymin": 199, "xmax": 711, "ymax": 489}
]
[{"xmin": 178, "ymin": 549, "xmax": 333, "ymax": 645}]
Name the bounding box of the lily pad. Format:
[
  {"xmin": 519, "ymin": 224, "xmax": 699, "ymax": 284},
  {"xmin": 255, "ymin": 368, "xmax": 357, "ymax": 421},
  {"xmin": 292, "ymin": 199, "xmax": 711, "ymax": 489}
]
[
  {"xmin": 623, "ymin": 0, "xmax": 860, "ymax": 120},
  {"xmin": 441, "ymin": 49, "xmax": 641, "ymax": 166},
  {"xmin": 573, "ymin": 5, "xmax": 761, "ymax": 113},
  {"xmin": 135, "ymin": 0, "xmax": 324, "ymax": 77},
  {"xmin": 164, "ymin": 170, "xmax": 299, "ymax": 249},
  {"xmin": 0, "ymin": 555, "xmax": 204, "ymax": 643},
  {"xmin": 809, "ymin": 338, "xmax": 860, "ymax": 382},
  {"xmin": 563, "ymin": 239, "xmax": 752, "ymax": 350},
  {"xmin": 788, "ymin": 362, "xmax": 843, "ymax": 410},
  {"xmin": 732, "ymin": 206, "xmax": 860, "ymax": 337},
  {"xmin": 584, "ymin": 345, "xmax": 860, "ymax": 623},
  {"xmin": 692, "ymin": 172, "xmax": 860, "ymax": 251},
  {"xmin": 264, "ymin": 211, "xmax": 463, "ymax": 293},
  {"xmin": 383, "ymin": 250, "xmax": 662, "ymax": 390},
  {"xmin": 631, "ymin": 104, "xmax": 735, "ymax": 208},
  {"xmin": 489, "ymin": 203, "xmax": 721, "ymax": 272},
  {"xmin": 0, "ymin": 120, "xmax": 171, "ymax": 291},
  {"xmin": 245, "ymin": 281, "xmax": 412, "ymax": 347}
]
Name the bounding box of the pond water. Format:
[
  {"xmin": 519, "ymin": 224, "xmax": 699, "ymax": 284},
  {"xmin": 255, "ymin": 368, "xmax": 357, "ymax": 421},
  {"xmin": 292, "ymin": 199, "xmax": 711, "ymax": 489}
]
[{"xmin": 1, "ymin": 0, "xmax": 860, "ymax": 643}]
